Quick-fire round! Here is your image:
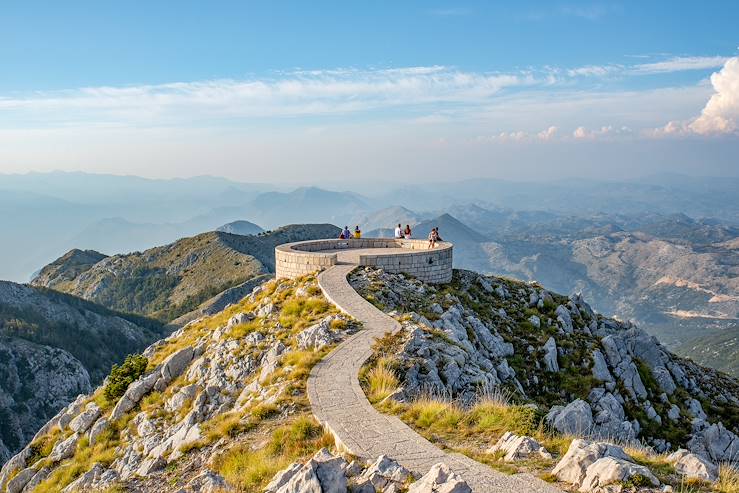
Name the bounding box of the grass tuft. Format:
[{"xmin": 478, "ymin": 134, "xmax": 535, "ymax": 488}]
[
  {"xmin": 215, "ymin": 416, "xmax": 333, "ymax": 493},
  {"xmin": 366, "ymin": 357, "xmax": 400, "ymax": 404}
]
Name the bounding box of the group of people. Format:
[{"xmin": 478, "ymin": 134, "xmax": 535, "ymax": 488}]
[
  {"xmin": 394, "ymin": 223, "xmax": 413, "ymax": 239},
  {"xmin": 338, "ymin": 225, "xmax": 362, "ymax": 239},
  {"xmin": 338, "ymin": 222, "xmax": 442, "ymax": 248}
]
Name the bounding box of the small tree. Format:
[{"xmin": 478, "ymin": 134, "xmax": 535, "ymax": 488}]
[{"xmin": 104, "ymin": 354, "xmax": 148, "ymax": 402}]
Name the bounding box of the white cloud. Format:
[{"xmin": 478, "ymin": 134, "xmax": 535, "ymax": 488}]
[
  {"xmin": 0, "ymin": 67, "xmax": 539, "ymax": 126},
  {"xmin": 653, "ymin": 57, "xmax": 739, "ymax": 136},
  {"xmin": 567, "ymin": 65, "xmax": 621, "ymax": 77},
  {"xmin": 689, "ymin": 57, "xmax": 739, "ymax": 134},
  {"xmin": 537, "ymin": 126, "xmax": 558, "ymax": 140},
  {"xmin": 573, "ymin": 125, "xmax": 633, "ymax": 140},
  {"xmin": 632, "ymin": 56, "xmax": 729, "ymax": 74}
]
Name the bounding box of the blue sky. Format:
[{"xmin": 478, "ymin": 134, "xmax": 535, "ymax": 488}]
[{"xmin": 1, "ymin": 1, "xmax": 738, "ymax": 182}]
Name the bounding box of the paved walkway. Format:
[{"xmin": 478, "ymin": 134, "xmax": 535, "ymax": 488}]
[{"xmin": 308, "ymin": 263, "xmax": 563, "ymax": 493}]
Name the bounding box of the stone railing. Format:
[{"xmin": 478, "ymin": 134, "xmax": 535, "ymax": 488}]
[{"xmin": 275, "ymin": 238, "xmax": 453, "ymax": 283}]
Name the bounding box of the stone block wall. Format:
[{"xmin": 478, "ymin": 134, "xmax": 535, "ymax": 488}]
[{"xmin": 275, "ymin": 238, "xmax": 453, "ymax": 284}]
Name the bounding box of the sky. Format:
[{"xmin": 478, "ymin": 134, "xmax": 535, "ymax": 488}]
[{"xmin": 1, "ymin": 1, "xmax": 738, "ymax": 182}]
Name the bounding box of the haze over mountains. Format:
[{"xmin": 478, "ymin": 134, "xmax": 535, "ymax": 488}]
[
  {"xmin": 3, "ymin": 171, "xmax": 738, "ymax": 283},
  {"xmin": 2, "ymin": 171, "xmax": 738, "ymax": 376}
]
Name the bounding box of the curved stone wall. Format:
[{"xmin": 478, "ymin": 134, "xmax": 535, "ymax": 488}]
[{"xmin": 275, "ymin": 238, "xmax": 453, "ymax": 283}]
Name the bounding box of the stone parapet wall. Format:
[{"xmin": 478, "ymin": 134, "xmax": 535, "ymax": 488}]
[{"xmin": 275, "ymin": 238, "xmax": 453, "ymax": 284}]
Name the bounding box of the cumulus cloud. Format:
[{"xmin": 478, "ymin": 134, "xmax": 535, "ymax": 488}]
[
  {"xmin": 653, "ymin": 57, "xmax": 739, "ymax": 136},
  {"xmin": 689, "ymin": 57, "xmax": 739, "ymax": 134},
  {"xmin": 537, "ymin": 126, "xmax": 558, "ymax": 140}
]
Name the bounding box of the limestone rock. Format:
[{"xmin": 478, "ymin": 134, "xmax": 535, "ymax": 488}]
[
  {"xmin": 547, "ymin": 400, "xmax": 593, "ymax": 435},
  {"xmin": 166, "ymin": 384, "xmax": 199, "ymax": 413},
  {"xmin": 297, "ymin": 315, "xmax": 341, "ymax": 350},
  {"xmin": 185, "ymin": 470, "xmax": 233, "ymax": 492},
  {"xmin": 69, "ymin": 403, "xmax": 101, "ymax": 434},
  {"xmin": 579, "ymin": 457, "xmax": 659, "ymax": 492},
  {"xmin": 591, "ymin": 350, "xmax": 613, "ymax": 383},
  {"xmin": 359, "ymin": 455, "xmax": 411, "ymax": 490},
  {"xmin": 88, "ymin": 417, "xmax": 108, "ymax": 445},
  {"xmin": 687, "ymin": 422, "xmax": 739, "ymax": 463},
  {"xmin": 155, "ymin": 346, "xmax": 195, "ymax": 391},
  {"xmin": 20, "ymin": 467, "xmax": 50, "ymax": 493},
  {"xmin": 6, "ymin": 467, "xmax": 35, "ymax": 493},
  {"xmin": 552, "ymin": 439, "xmax": 631, "ymax": 487},
  {"xmin": 487, "ymin": 432, "xmax": 552, "ymax": 461},
  {"xmin": 666, "ymin": 449, "xmax": 718, "ymax": 482},
  {"xmin": 556, "ymin": 305, "xmax": 574, "ymax": 334},
  {"xmin": 61, "ymin": 463, "xmax": 105, "ymax": 492},
  {"xmin": 265, "ymin": 462, "xmax": 303, "ymax": 492},
  {"xmin": 49, "ymin": 433, "xmax": 80, "ymax": 463},
  {"xmin": 407, "ymin": 463, "xmax": 471, "ymax": 493},
  {"xmin": 543, "ymin": 337, "xmax": 559, "ymax": 372},
  {"xmin": 110, "ymin": 370, "xmax": 159, "ymax": 422}
]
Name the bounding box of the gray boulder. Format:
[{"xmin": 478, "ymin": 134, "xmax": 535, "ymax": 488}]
[
  {"xmin": 543, "ymin": 337, "xmax": 559, "ymax": 372},
  {"xmin": 551, "ymin": 439, "xmax": 631, "ymax": 487},
  {"xmin": 547, "ymin": 399, "xmax": 593, "ymax": 435},
  {"xmin": 6, "ymin": 467, "xmax": 35, "ymax": 493},
  {"xmin": 358, "ymin": 455, "xmax": 411, "ymax": 490},
  {"xmin": 487, "ymin": 432, "xmax": 552, "ymax": 461},
  {"xmin": 666, "ymin": 449, "xmax": 718, "ymax": 482},
  {"xmin": 591, "ymin": 350, "xmax": 613, "ymax": 383},
  {"xmin": 407, "ymin": 463, "xmax": 471, "ymax": 493},
  {"xmin": 88, "ymin": 417, "xmax": 109, "ymax": 446},
  {"xmin": 110, "ymin": 370, "xmax": 160, "ymax": 422},
  {"xmin": 555, "ymin": 305, "xmax": 573, "ymax": 333},
  {"xmin": 49, "ymin": 433, "xmax": 80, "ymax": 463},
  {"xmin": 69, "ymin": 403, "xmax": 101, "ymax": 434},
  {"xmin": 687, "ymin": 422, "xmax": 739, "ymax": 463},
  {"xmin": 297, "ymin": 316, "xmax": 340, "ymax": 350},
  {"xmin": 579, "ymin": 457, "xmax": 659, "ymax": 492}
]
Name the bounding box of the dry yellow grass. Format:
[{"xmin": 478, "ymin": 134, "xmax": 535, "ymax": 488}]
[
  {"xmin": 366, "ymin": 357, "xmax": 400, "ymax": 403},
  {"xmin": 215, "ymin": 416, "xmax": 334, "ymax": 493},
  {"xmin": 716, "ymin": 464, "xmax": 739, "ymax": 493}
]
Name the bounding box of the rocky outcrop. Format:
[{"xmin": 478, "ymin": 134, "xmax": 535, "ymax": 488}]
[
  {"xmin": 0, "ymin": 337, "xmax": 90, "ymax": 465},
  {"xmin": 1, "ymin": 275, "xmax": 356, "ymax": 493},
  {"xmin": 546, "ymin": 400, "xmax": 593, "ymax": 436},
  {"xmin": 267, "ymin": 450, "xmax": 471, "ymax": 493},
  {"xmin": 349, "ymin": 268, "xmax": 739, "ymax": 457},
  {"xmin": 487, "ymin": 432, "xmax": 552, "ymax": 462},
  {"xmin": 579, "ymin": 457, "xmax": 659, "ymax": 493},
  {"xmin": 551, "ymin": 439, "xmax": 633, "ymax": 489},
  {"xmin": 408, "ymin": 463, "xmax": 471, "ymax": 493},
  {"xmin": 666, "ymin": 449, "xmax": 718, "ymax": 482}
]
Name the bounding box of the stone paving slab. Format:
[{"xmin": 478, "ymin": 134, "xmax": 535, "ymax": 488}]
[{"xmin": 308, "ymin": 263, "xmax": 563, "ymax": 493}]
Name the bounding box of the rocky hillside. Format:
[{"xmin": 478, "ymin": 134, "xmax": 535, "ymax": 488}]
[
  {"xmin": 350, "ymin": 268, "xmax": 739, "ymax": 464},
  {"xmin": 31, "ymin": 224, "xmax": 340, "ymax": 322},
  {"xmin": 3, "ymin": 267, "xmax": 738, "ymax": 493},
  {"xmin": 0, "ymin": 282, "xmax": 164, "ymax": 465},
  {"xmin": 408, "ymin": 211, "xmax": 739, "ymax": 377},
  {"xmin": 0, "ymin": 274, "xmax": 360, "ymax": 493}
]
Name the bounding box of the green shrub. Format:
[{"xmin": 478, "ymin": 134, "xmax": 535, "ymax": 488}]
[{"xmin": 103, "ymin": 354, "xmax": 148, "ymax": 402}]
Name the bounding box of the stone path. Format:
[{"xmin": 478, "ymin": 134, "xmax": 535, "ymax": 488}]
[{"xmin": 308, "ymin": 263, "xmax": 563, "ymax": 493}]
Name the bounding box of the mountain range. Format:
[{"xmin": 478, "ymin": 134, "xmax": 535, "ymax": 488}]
[{"xmin": 3, "ymin": 171, "xmax": 738, "ymax": 283}]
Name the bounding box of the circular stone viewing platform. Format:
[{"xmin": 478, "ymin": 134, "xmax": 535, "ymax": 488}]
[{"xmin": 275, "ymin": 238, "xmax": 453, "ymax": 284}]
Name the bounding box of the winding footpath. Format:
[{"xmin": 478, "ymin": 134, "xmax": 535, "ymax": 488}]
[{"xmin": 308, "ymin": 263, "xmax": 563, "ymax": 493}]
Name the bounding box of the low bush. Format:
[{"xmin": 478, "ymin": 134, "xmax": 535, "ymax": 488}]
[{"xmin": 103, "ymin": 354, "xmax": 148, "ymax": 402}]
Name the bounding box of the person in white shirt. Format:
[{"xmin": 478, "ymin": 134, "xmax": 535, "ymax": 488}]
[{"xmin": 394, "ymin": 223, "xmax": 403, "ymax": 239}]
